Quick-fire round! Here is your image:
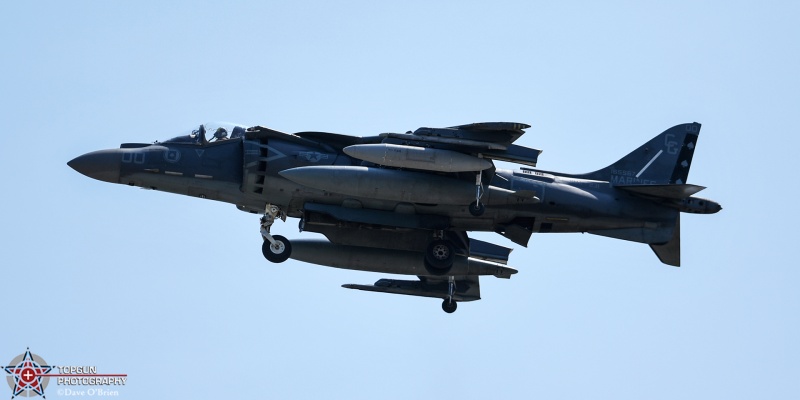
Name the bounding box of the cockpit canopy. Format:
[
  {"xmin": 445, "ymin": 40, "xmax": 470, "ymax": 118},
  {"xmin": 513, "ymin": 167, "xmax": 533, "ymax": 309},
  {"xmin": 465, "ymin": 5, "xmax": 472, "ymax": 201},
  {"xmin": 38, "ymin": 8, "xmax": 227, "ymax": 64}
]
[{"xmin": 162, "ymin": 122, "xmax": 247, "ymax": 145}]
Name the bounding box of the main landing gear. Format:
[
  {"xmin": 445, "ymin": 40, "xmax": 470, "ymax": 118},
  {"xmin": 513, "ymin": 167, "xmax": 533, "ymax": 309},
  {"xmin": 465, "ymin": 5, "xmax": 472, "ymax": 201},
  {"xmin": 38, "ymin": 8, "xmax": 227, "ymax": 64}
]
[
  {"xmin": 425, "ymin": 240, "xmax": 455, "ymax": 271},
  {"xmin": 423, "ymin": 232, "xmax": 459, "ymax": 313},
  {"xmin": 424, "ymin": 230, "xmax": 455, "ymax": 276},
  {"xmin": 260, "ymin": 203, "xmax": 291, "ymax": 263}
]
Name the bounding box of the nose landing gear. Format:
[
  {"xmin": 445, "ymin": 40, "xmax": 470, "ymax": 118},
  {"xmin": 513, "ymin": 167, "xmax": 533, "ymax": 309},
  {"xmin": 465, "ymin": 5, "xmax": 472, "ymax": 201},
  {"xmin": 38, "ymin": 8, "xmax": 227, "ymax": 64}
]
[{"xmin": 260, "ymin": 203, "xmax": 291, "ymax": 263}]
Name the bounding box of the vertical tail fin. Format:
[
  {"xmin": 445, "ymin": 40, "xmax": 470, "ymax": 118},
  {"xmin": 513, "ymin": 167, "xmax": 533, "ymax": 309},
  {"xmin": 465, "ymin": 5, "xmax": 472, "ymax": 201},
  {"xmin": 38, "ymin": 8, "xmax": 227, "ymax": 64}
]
[
  {"xmin": 580, "ymin": 123, "xmax": 705, "ymax": 267},
  {"xmin": 579, "ymin": 122, "xmax": 701, "ymax": 185}
]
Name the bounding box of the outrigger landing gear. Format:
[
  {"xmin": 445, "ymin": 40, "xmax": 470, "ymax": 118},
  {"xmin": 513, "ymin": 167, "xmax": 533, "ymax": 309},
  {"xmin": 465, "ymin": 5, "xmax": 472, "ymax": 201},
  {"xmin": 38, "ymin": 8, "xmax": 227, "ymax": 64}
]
[
  {"xmin": 441, "ymin": 276, "xmax": 457, "ymax": 313},
  {"xmin": 469, "ymin": 172, "xmax": 485, "ymax": 216},
  {"xmin": 260, "ymin": 204, "xmax": 291, "ymax": 263}
]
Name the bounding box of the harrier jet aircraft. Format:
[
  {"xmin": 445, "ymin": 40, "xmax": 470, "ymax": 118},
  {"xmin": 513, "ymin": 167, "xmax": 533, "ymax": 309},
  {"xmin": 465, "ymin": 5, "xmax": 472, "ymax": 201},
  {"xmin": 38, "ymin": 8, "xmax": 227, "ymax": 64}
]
[{"xmin": 69, "ymin": 121, "xmax": 720, "ymax": 313}]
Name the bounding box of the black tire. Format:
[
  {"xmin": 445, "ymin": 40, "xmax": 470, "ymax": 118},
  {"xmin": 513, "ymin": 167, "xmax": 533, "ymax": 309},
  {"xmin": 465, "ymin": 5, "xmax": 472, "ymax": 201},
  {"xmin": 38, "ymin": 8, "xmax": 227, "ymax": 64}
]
[
  {"xmin": 262, "ymin": 235, "xmax": 292, "ymax": 263},
  {"xmin": 468, "ymin": 201, "xmax": 485, "ymax": 216},
  {"xmin": 425, "ymin": 240, "xmax": 455, "ymax": 271},
  {"xmin": 442, "ymin": 299, "xmax": 457, "ymax": 313},
  {"xmin": 423, "ymin": 258, "xmax": 452, "ymax": 276}
]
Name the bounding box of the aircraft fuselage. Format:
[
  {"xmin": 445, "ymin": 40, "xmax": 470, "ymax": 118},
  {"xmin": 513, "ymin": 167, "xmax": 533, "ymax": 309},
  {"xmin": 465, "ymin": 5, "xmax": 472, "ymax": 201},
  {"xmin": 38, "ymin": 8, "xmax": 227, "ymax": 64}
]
[{"xmin": 68, "ymin": 121, "xmax": 721, "ymax": 313}]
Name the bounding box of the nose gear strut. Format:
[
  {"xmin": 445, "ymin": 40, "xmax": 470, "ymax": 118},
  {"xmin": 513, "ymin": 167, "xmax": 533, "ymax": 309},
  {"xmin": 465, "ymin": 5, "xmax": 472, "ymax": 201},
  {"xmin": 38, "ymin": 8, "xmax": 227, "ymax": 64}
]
[{"xmin": 260, "ymin": 203, "xmax": 292, "ymax": 263}]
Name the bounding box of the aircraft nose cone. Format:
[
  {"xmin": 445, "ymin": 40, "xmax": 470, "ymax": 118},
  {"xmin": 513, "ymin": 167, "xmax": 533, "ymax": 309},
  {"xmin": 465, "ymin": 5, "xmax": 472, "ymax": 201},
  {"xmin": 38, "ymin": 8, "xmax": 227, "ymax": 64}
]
[{"xmin": 68, "ymin": 149, "xmax": 122, "ymax": 183}]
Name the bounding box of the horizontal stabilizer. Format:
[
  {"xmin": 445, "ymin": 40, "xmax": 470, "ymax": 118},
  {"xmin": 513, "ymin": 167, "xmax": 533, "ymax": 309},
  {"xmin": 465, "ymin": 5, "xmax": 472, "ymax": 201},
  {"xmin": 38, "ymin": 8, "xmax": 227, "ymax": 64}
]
[
  {"xmin": 617, "ymin": 184, "xmax": 705, "ymax": 200},
  {"xmin": 343, "ymin": 276, "xmax": 481, "ymax": 302}
]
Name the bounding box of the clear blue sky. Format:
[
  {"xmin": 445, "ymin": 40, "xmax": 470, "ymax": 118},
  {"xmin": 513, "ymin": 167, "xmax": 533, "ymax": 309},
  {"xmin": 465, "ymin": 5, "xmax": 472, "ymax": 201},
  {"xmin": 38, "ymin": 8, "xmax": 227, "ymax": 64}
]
[{"xmin": 2, "ymin": 1, "xmax": 798, "ymax": 399}]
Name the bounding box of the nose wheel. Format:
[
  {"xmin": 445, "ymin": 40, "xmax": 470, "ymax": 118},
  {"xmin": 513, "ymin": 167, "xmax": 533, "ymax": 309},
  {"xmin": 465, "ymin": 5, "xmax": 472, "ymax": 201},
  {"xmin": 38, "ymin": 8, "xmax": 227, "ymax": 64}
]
[
  {"xmin": 262, "ymin": 235, "xmax": 292, "ymax": 263},
  {"xmin": 260, "ymin": 203, "xmax": 291, "ymax": 263}
]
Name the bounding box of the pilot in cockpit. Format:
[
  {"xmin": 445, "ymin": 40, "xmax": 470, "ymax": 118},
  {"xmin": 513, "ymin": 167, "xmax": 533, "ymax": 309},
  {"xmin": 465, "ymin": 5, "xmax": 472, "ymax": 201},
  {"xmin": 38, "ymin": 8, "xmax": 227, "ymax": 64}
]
[
  {"xmin": 161, "ymin": 124, "xmax": 241, "ymax": 145},
  {"xmin": 212, "ymin": 127, "xmax": 228, "ymax": 141}
]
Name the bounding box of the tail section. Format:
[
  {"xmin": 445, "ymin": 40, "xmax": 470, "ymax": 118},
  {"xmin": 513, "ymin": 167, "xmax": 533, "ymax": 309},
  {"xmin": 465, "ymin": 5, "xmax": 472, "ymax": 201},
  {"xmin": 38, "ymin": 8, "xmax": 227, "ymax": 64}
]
[
  {"xmin": 579, "ymin": 122, "xmax": 701, "ymax": 185},
  {"xmin": 579, "ymin": 123, "xmax": 715, "ymax": 267},
  {"xmin": 650, "ymin": 214, "xmax": 681, "ymax": 266}
]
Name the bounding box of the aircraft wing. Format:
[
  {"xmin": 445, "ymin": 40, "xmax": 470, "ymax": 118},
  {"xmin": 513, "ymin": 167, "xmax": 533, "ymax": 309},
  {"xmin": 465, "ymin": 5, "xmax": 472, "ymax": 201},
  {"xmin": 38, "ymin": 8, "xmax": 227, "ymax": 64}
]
[
  {"xmin": 245, "ymin": 126, "xmax": 383, "ymax": 151},
  {"xmin": 438, "ymin": 122, "xmax": 530, "ymax": 146},
  {"xmin": 377, "ymin": 121, "xmax": 542, "ymax": 168},
  {"xmin": 295, "ymin": 203, "xmax": 516, "ymax": 310},
  {"xmin": 247, "ymin": 122, "xmax": 542, "ymax": 168}
]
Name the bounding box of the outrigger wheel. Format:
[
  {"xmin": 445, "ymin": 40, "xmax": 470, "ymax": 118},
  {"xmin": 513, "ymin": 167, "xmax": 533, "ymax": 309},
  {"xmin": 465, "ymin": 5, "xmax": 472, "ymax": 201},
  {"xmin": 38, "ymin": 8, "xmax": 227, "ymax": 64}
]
[
  {"xmin": 468, "ymin": 201, "xmax": 485, "ymax": 216},
  {"xmin": 442, "ymin": 298, "xmax": 457, "ymax": 313},
  {"xmin": 442, "ymin": 276, "xmax": 458, "ymax": 313},
  {"xmin": 468, "ymin": 171, "xmax": 486, "ymax": 216}
]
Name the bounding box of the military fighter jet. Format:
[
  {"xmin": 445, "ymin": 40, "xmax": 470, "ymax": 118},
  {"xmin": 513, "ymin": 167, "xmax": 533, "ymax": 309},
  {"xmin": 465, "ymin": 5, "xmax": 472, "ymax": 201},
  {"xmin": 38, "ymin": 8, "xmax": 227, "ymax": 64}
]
[{"xmin": 69, "ymin": 121, "xmax": 720, "ymax": 313}]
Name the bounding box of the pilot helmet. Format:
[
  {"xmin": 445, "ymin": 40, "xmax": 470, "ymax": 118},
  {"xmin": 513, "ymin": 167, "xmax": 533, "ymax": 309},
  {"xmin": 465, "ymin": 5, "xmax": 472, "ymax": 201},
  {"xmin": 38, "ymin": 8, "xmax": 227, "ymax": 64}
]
[{"xmin": 213, "ymin": 127, "xmax": 228, "ymax": 140}]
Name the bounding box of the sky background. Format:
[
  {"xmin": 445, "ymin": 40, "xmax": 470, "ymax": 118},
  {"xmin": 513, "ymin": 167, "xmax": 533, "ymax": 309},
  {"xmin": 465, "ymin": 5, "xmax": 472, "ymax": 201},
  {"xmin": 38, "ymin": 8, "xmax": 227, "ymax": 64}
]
[{"xmin": 2, "ymin": 1, "xmax": 798, "ymax": 399}]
